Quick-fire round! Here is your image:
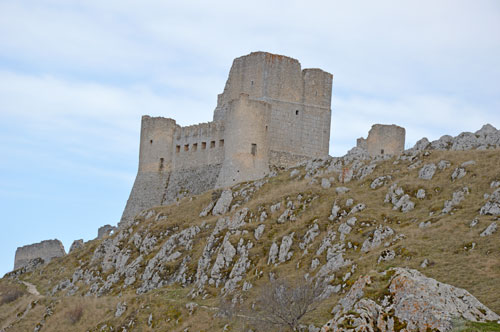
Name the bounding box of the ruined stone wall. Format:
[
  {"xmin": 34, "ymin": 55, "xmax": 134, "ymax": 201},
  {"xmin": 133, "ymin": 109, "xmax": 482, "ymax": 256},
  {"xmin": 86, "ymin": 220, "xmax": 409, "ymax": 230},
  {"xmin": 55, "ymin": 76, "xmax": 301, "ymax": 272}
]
[
  {"xmin": 358, "ymin": 124, "xmax": 405, "ymax": 157},
  {"xmin": 14, "ymin": 239, "xmax": 65, "ymax": 270}
]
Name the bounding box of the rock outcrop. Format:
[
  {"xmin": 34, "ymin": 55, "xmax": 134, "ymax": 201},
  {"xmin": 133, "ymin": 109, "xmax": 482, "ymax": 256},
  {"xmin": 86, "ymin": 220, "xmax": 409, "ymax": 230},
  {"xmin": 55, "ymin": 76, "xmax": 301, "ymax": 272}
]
[{"xmin": 322, "ymin": 268, "xmax": 500, "ymax": 332}]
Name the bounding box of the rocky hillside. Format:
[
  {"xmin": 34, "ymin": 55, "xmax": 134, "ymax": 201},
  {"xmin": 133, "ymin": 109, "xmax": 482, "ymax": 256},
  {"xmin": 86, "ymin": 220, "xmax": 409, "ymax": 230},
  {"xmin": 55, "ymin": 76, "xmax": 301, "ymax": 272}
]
[{"xmin": 1, "ymin": 125, "xmax": 500, "ymax": 332}]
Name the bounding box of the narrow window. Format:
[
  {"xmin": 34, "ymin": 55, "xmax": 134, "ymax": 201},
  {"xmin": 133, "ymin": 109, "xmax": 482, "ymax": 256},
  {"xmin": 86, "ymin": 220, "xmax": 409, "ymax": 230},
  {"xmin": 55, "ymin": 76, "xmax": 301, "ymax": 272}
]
[
  {"xmin": 210, "ymin": 141, "xmax": 216, "ymax": 148},
  {"xmin": 193, "ymin": 143, "xmax": 198, "ymax": 152},
  {"xmin": 251, "ymin": 143, "xmax": 257, "ymax": 156},
  {"xmin": 150, "ymin": 139, "xmax": 153, "ymax": 144},
  {"xmin": 251, "ymin": 80, "xmax": 254, "ymax": 86},
  {"xmin": 202, "ymin": 142, "xmax": 207, "ymax": 150},
  {"xmin": 176, "ymin": 145, "xmax": 180, "ymax": 153},
  {"xmin": 295, "ymin": 110, "xmax": 299, "ymax": 115},
  {"xmin": 159, "ymin": 158, "xmax": 164, "ymax": 171},
  {"xmin": 184, "ymin": 144, "xmax": 189, "ymax": 151},
  {"xmin": 219, "ymin": 139, "xmax": 224, "ymax": 147},
  {"xmin": 265, "ymin": 125, "xmax": 268, "ymax": 131},
  {"xmin": 381, "ymin": 149, "xmax": 384, "ymax": 154}
]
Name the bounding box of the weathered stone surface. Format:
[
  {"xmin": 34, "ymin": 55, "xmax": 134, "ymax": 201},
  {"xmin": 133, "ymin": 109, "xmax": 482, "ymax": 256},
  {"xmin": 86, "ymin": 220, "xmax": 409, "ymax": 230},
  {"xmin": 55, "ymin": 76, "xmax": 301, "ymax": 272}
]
[
  {"xmin": 438, "ymin": 159, "xmax": 451, "ymax": 170},
  {"xmin": 419, "ymin": 163, "xmax": 437, "ymax": 180},
  {"xmin": 356, "ymin": 124, "xmax": 405, "ymax": 157},
  {"xmin": 370, "ymin": 176, "xmax": 391, "ymax": 190},
  {"xmin": 480, "ymin": 222, "xmax": 498, "ymax": 237},
  {"xmin": 335, "ymin": 186, "xmax": 349, "ymax": 194},
  {"xmin": 212, "ymin": 190, "xmax": 233, "ymax": 215},
  {"xmin": 322, "ymin": 268, "xmax": 500, "ymax": 332},
  {"xmin": 416, "ymin": 188, "xmax": 426, "ymax": 199},
  {"xmin": 267, "ymin": 242, "xmax": 279, "ymax": 265},
  {"xmin": 97, "ymin": 225, "xmax": 116, "ymax": 239},
  {"xmin": 69, "ymin": 239, "xmax": 84, "ymax": 253},
  {"xmin": 14, "ymin": 239, "xmax": 66, "ymax": 271},
  {"xmin": 115, "ymin": 302, "xmax": 127, "ymax": 317},
  {"xmin": 480, "ymin": 188, "xmax": 500, "ymax": 216},
  {"xmin": 321, "ymin": 178, "xmax": 331, "ymax": 189},
  {"xmin": 442, "ymin": 187, "xmax": 469, "ymax": 214},
  {"xmin": 361, "ymin": 226, "xmax": 394, "ymax": 252},
  {"xmin": 278, "ymin": 233, "xmax": 294, "ymax": 263},
  {"xmin": 254, "ymin": 224, "xmax": 265, "ymax": 240},
  {"xmin": 452, "ymin": 167, "xmax": 467, "ymax": 181}
]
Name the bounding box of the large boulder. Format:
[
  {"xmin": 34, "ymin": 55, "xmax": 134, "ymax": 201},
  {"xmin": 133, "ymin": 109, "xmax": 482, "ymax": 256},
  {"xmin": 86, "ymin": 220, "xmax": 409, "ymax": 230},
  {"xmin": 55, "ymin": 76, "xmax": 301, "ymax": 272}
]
[{"xmin": 321, "ymin": 268, "xmax": 500, "ymax": 332}]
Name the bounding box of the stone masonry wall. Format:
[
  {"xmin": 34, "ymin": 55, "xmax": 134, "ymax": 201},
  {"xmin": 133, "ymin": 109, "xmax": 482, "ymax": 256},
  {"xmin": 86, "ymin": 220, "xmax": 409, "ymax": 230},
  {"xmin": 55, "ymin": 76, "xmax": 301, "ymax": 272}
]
[
  {"xmin": 357, "ymin": 124, "xmax": 405, "ymax": 157},
  {"xmin": 14, "ymin": 239, "xmax": 65, "ymax": 270}
]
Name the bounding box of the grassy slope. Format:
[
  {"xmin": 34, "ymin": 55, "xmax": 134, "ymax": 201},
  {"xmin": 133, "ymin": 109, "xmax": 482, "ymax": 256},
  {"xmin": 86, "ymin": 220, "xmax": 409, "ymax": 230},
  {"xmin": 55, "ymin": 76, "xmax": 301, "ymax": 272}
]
[{"xmin": 1, "ymin": 149, "xmax": 499, "ymax": 331}]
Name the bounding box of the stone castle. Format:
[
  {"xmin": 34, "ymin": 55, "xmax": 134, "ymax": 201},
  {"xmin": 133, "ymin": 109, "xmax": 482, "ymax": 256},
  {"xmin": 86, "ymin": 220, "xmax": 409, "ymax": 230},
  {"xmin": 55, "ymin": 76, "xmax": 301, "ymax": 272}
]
[
  {"xmin": 11, "ymin": 52, "xmax": 410, "ymax": 271},
  {"xmin": 120, "ymin": 52, "xmax": 333, "ymax": 224}
]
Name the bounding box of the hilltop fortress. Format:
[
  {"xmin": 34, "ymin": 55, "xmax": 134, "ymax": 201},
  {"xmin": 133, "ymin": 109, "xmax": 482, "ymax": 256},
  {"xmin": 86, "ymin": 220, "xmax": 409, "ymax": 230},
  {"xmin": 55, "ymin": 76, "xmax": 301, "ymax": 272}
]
[{"xmin": 120, "ymin": 52, "xmax": 333, "ymax": 224}]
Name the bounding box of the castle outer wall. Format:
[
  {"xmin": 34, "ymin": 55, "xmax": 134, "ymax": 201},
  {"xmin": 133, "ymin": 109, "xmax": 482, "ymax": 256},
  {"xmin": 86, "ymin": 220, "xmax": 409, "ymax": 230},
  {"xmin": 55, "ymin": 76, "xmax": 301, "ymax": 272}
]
[{"xmin": 120, "ymin": 52, "xmax": 333, "ymax": 226}]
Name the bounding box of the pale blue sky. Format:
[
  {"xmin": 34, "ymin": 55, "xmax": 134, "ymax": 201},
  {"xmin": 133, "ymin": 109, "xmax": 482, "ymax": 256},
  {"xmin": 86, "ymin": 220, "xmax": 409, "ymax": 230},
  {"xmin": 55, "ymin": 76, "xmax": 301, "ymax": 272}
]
[{"xmin": 1, "ymin": 0, "xmax": 499, "ymax": 276}]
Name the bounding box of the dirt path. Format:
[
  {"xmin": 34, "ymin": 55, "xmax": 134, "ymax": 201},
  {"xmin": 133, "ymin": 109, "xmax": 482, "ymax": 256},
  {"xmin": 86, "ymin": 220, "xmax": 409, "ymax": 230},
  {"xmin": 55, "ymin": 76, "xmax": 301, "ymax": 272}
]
[{"xmin": 21, "ymin": 281, "xmax": 40, "ymax": 297}]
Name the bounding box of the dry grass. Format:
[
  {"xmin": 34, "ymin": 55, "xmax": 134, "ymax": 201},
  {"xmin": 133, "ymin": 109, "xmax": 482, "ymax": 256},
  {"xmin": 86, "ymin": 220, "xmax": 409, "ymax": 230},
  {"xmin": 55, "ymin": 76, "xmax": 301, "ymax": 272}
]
[{"xmin": 2, "ymin": 149, "xmax": 499, "ymax": 331}]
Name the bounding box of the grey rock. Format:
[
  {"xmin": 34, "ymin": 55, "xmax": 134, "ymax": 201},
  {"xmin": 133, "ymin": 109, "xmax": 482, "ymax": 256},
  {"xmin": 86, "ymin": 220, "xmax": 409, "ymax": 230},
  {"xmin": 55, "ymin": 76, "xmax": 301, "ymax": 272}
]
[
  {"xmin": 419, "ymin": 221, "xmax": 432, "ymax": 229},
  {"xmin": 357, "ymin": 163, "xmax": 376, "ymax": 180},
  {"xmin": 420, "ymin": 258, "xmax": 429, "ymax": 268},
  {"xmin": 338, "ymin": 223, "xmax": 352, "ymax": 241},
  {"xmin": 461, "ymin": 160, "xmax": 476, "ymax": 167},
  {"xmin": 254, "ymin": 224, "xmax": 265, "ymax": 241},
  {"xmin": 377, "ymin": 249, "xmax": 395, "ymax": 263},
  {"xmin": 418, "ymin": 163, "xmax": 437, "ymax": 180},
  {"xmin": 412, "ymin": 137, "xmax": 430, "ymax": 151},
  {"xmin": 470, "ymin": 218, "xmax": 479, "ymax": 228},
  {"xmin": 316, "ymin": 230, "xmax": 336, "ymax": 256},
  {"xmin": 480, "ymin": 222, "xmax": 498, "ymax": 237},
  {"xmin": 370, "ymin": 176, "xmax": 391, "ymax": 190},
  {"xmin": 361, "ymin": 226, "xmax": 394, "ymax": 252},
  {"xmin": 321, "ymin": 178, "xmax": 331, "ymax": 189},
  {"xmin": 212, "ymin": 190, "xmax": 233, "ymax": 215},
  {"xmin": 346, "ymin": 198, "xmax": 354, "ymax": 207},
  {"xmin": 278, "ymin": 233, "xmax": 294, "ymax": 263},
  {"xmin": 480, "ymin": 188, "xmax": 500, "ymax": 216},
  {"xmin": 267, "ymin": 242, "xmax": 279, "ymax": 265},
  {"xmin": 442, "ymin": 187, "xmax": 469, "ymax": 214},
  {"xmin": 335, "ymin": 186, "xmax": 350, "ymax": 194},
  {"xmin": 299, "ymin": 224, "xmax": 320, "ymax": 250},
  {"xmin": 393, "ymin": 194, "xmax": 415, "ymax": 213},
  {"xmin": 451, "ymin": 167, "xmax": 466, "ymax": 181},
  {"xmin": 115, "ymin": 302, "xmax": 127, "ymax": 317},
  {"xmin": 290, "ymin": 169, "xmax": 300, "ymax": 178},
  {"xmin": 311, "ymin": 258, "xmax": 320, "ymax": 270},
  {"xmin": 69, "ymin": 239, "xmax": 84, "ymax": 253},
  {"xmin": 199, "ymin": 201, "xmax": 215, "ymax": 217},
  {"xmin": 438, "ymin": 159, "xmax": 451, "ymax": 170},
  {"xmin": 323, "ymin": 268, "xmax": 500, "ymax": 332},
  {"xmin": 328, "ymin": 201, "xmax": 341, "ymax": 221},
  {"xmin": 270, "ymin": 202, "xmax": 281, "ymax": 213},
  {"xmin": 349, "ymin": 203, "xmax": 365, "ymax": 215},
  {"xmin": 416, "ymin": 188, "xmax": 426, "ymax": 199}
]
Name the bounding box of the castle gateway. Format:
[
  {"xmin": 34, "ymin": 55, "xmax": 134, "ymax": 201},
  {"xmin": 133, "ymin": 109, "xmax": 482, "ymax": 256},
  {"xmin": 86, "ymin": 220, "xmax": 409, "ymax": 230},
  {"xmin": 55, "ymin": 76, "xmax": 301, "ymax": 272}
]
[{"xmin": 121, "ymin": 52, "xmax": 333, "ymax": 224}]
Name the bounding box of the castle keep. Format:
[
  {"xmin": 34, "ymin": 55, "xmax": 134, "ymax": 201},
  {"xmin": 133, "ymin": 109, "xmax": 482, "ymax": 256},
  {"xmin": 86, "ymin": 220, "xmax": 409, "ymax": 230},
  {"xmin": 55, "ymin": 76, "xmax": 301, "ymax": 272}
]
[{"xmin": 120, "ymin": 52, "xmax": 333, "ymax": 224}]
